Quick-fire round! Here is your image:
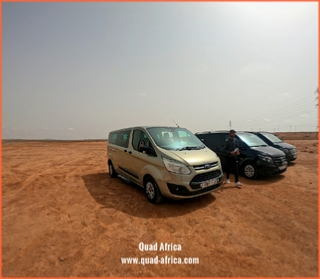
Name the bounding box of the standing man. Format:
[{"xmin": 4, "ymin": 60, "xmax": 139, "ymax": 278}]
[{"xmin": 223, "ymin": 129, "xmax": 243, "ymax": 187}]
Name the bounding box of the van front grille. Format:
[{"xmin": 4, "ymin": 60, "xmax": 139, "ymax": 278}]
[
  {"xmin": 193, "ymin": 161, "xmax": 219, "ymax": 171},
  {"xmin": 189, "ymin": 170, "xmax": 222, "ymax": 189},
  {"xmin": 290, "ymin": 149, "xmax": 297, "ymax": 155},
  {"xmin": 273, "ymin": 156, "xmax": 287, "ymax": 166}
]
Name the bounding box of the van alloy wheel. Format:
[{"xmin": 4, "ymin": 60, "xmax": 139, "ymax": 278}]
[
  {"xmin": 242, "ymin": 162, "xmax": 258, "ymax": 179},
  {"xmin": 108, "ymin": 162, "xmax": 118, "ymax": 178},
  {"xmin": 144, "ymin": 177, "xmax": 163, "ymax": 204},
  {"xmin": 146, "ymin": 182, "xmax": 155, "ymax": 200}
]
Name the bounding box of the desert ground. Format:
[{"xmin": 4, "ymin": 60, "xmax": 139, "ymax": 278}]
[{"xmin": 2, "ymin": 132, "xmax": 318, "ymax": 277}]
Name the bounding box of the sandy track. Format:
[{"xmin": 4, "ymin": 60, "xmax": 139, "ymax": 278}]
[{"xmin": 2, "ymin": 139, "xmax": 318, "ymax": 277}]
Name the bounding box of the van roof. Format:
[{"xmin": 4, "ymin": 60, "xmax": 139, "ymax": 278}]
[
  {"xmin": 195, "ymin": 130, "xmax": 228, "ymax": 134},
  {"xmin": 245, "ymin": 131, "xmax": 275, "ymax": 134},
  {"xmin": 109, "ymin": 126, "xmax": 186, "ymax": 133},
  {"xmin": 195, "ymin": 130, "xmax": 249, "ymax": 135}
]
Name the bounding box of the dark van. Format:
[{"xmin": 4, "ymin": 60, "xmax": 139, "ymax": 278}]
[
  {"xmin": 195, "ymin": 130, "xmax": 288, "ymax": 179},
  {"xmin": 247, "ymin": 131, "xmax": 297, "ymax": 162}
]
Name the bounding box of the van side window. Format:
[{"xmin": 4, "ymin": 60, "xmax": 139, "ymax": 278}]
[
  {"xmin": 208, "ymin": 134, "xmax": 227, "ymax": 148},
  {"xmin": 117, "ymin": 130, "xmax": 131, "ymax": 148},
  {"xmin": 108, "ymin": 132, "xmax": 118, "ymax": 144},
  {"xmin": 222, "ymin": 134, "xmax": 229, "ymax": 147},
  {"xmin": 238, "ymin": 139, "xmax": 245, "ymax": 149},
  {"xmin": 132, "ymin": 130, "xmax": 152, "ymax": 151},
  {"xmin": 202, "ymin": 135, "xmax": 212, "ymax": 148}
]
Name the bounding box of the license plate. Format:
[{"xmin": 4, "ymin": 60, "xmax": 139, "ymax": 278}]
[
  {"xmin": 279, "ymin": 165, "xmax": 287, "ymax": 170},
  {"xmin": 200, "ymin": 178, "xmax": 219, "ymax": 188}
]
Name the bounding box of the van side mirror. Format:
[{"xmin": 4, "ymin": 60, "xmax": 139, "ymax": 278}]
[
  {"xmin": 148, "ymin": 147, "xmax": 157, "ymax": 156},
  {"xmin": 140, "ymin": 146, "xmax": 157, "ymax": 157}
]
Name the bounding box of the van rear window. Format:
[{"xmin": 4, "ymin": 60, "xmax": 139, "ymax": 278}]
[
  {"xmin": 108, "ymin": 130, "xmax": 131, "ymax": 148},
  {"xmin": 108, "ymin": 132, "xmax": 118, "ymax": 144}
]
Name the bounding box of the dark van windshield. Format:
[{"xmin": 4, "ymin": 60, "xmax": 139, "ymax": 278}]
[
  {"xmin": 260, "ymin": 132, "xmax": 283, "ymax": 143},
  {"xmin": 237, "ymin": 133, "xmax": 268, "ymax": 147}
]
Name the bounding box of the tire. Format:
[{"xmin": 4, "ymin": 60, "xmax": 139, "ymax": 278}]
[
  {"xmin": 144, "ymin": 177, "xmax": 163, "ymax": 204},
  {"xmin": 108, "ymin": 161, "xmax": 118, "ymax": 178},
  {"xmin": 242, "ymin": 161, "xmax": 258, "ymax": 179}
]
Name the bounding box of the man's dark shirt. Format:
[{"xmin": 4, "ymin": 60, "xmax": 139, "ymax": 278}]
[{"xmin": 223, "ymin": 137, "xmax": 239, "ymax": 157}]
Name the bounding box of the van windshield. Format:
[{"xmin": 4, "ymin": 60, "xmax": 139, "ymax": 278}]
[
  {"xmin": 147, "ymin": 127, "xmax": 206, "ymax": 151},
  {"xmin": 237, "ymin": 133, "xmax": 268, "ymax": 147},
  {"xmin": 260, "ymin": 132, "xmax": 283, "ymax": 143}
]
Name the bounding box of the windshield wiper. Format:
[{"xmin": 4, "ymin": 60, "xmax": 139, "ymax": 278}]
[
  {"xmin": 176, "ymin": 146, "xmax": 203, "ymax": 151},
  {"xmin": 252, "ymin": 144, "xmax": 268, "ymax": 147}
]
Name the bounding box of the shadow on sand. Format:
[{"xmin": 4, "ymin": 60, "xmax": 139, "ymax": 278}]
[
  {"xmin": 221, "ymin": 171, "xmax": 286, "ymax": 190},
  {"xmin": 82, "ymin": 172, "xmax": 216, "ymax": 218}
]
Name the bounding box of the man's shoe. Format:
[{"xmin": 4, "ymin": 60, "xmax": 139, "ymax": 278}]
[
  {"xmin": 226, "ymin": 179, "xmax": 230, "ymax": 184},
  {"xmin": 235, "ymin": 182, "xmax": 243, "ymax": 187}
]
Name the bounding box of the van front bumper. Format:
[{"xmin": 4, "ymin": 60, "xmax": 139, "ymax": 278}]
[
  {"xmin": 286, "ymin": 153, "xmax": 297, "ymax": 162},
  {"xmin": 256, "ymin": 161, "xmax": 287, "ymax": 176},
  {"xmin": 159, "ymin": 171, "xmax": 224, "ymax": 199},
  {"xmin": 166, "ymin": 181, "xmax": 223, "ymax": 197},
  {"xmin": 283, "ymin": 148, "xmax": 297, "ymax": 162}
]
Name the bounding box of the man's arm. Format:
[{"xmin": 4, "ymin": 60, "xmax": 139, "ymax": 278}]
[
  {"xmin": 223, "ymin": 139, "xmax": 231, "ymax": 155},
  {"xmin": 223, "ymin": 139, "xmax": 228, "ymax": 150},
  {"xmin": 234, "ymin": 139, "xmax": 240, "ymax": 155},
  {"xmin": 235, "ymin": 138, "xmax": 239, "ymax": 148}
]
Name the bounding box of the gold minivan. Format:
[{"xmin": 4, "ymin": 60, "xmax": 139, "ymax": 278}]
[{"xmin": 107, "ymin": 126, "xmax": 224, "ymax": 203}]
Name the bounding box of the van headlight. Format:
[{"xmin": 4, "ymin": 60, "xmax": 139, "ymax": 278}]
[
  {"xmin": 162, "ymin": 157, "xmax": 191, "ymax": 175},
  {"xmin": 281, "ymin": 148, "xmax": 289, "ymax": 154},
  {"xmin": 258, "ymin": 154, "xmax": 273, "ymax": 163},
  {"xmin": 217, "ymin": 158, "xmax": 222, "ymax": 168}
]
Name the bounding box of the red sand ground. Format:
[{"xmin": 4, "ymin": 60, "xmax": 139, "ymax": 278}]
[{"xmin": 2, "ymin": 133, "xmax": 318, "ymax": 277}]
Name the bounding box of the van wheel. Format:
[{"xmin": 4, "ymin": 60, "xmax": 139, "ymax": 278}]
[
  {"xmin": 242, "ymin": 161, "xmax": 258, "ymax": 179},
  {"xmin": 144, "ymin": 177, "xmax": 163, "ymax": 204},
  {"xmin": 108, "ymin": 162, "xmax": 118, "ymax": 178}
]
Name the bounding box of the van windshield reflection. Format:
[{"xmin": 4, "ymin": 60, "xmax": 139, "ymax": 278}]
[
  {"xmin": 147, "ymin": 127, "xmax": 206, "ymax": 151},
  {"xmin": 260, "ymin": 132, "xmax": 283, "ymax": 143},
  {"xmin": 237, "ymin": 133, "xmax": 268, "ymax": 147}
]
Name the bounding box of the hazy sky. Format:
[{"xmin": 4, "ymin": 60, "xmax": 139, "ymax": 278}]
[{"xmin": 3, "ymin": 2, "xmax": 318, "ymax": 140}]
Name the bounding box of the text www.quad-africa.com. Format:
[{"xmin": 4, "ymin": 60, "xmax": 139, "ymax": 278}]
[{"xmin": 121, "ymin": 255, "xmax": 199, "ymax": 265}]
